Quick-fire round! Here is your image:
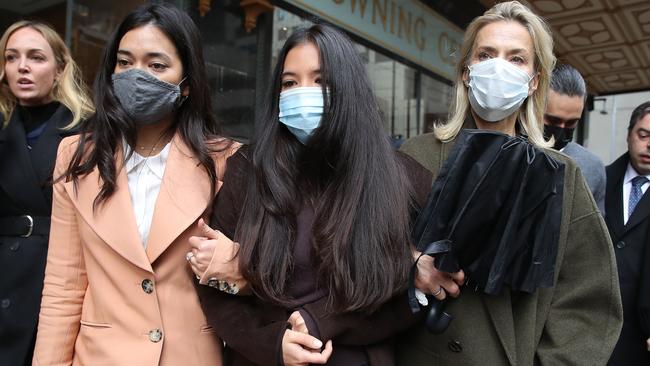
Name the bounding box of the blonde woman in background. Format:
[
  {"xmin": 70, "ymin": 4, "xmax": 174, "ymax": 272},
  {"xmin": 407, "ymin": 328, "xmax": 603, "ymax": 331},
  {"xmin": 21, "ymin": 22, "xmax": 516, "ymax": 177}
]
[
  {"xmin": 0, "ymin": 20, "xmax": 92, "ymax": 366},
  {"xmin": 396, "ymin": 2, "xmax": 623, "ymax": 365}
]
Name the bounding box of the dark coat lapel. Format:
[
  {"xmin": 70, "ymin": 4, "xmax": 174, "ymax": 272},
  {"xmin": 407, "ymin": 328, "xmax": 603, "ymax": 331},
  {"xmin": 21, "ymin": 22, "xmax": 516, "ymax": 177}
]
[
  {"xmin": 605, "ymin": 154, "xmax": 627, "ymax": 239},
  {"xmin": 0, "ymin": 109, "xmax": 48, "ymax": 211}
]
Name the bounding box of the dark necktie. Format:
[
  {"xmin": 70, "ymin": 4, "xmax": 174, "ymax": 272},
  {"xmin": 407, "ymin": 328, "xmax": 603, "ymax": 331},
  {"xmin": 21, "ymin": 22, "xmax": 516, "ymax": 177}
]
[{"xmin": 629, "ymin": 175, "xmax": 649, "ymax": 218}]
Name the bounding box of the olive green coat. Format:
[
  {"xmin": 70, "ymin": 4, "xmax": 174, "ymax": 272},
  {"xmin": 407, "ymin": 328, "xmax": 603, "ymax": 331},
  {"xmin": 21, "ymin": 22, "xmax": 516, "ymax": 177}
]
[{"xmin": 397, "ymin": 132, "xmax": 623, "ymax": 366}]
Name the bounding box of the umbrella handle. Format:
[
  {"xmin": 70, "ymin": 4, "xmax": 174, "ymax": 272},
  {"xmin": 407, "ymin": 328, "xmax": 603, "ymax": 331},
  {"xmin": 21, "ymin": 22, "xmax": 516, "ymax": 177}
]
[{"xmin": 425, "ymin": 297, "xmax": 453, "ymax": 334}]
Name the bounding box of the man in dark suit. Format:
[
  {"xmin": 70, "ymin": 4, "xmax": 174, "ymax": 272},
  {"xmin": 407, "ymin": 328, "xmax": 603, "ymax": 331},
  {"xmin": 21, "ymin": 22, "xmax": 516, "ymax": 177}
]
[
  {"xmin": 607, "ymin": 101, "xmax": 650, "ymax": 365},
  {"xmin": 543, "ymin": 63, "xmax": 606, "ymax": 213}
]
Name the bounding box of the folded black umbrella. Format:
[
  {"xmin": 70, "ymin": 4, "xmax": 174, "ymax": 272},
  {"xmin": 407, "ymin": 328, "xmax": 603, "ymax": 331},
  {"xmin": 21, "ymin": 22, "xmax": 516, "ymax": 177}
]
[{"xmin": 408, "ymin": 129, "xmax": 565, "ymax": 332}]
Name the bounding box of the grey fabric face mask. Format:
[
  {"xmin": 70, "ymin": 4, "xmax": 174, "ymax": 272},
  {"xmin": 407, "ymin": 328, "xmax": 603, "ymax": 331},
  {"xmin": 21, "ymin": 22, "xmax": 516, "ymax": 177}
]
[{"xmin": 111, "ymin": 68, "xmax": 185, "ymax": 125}]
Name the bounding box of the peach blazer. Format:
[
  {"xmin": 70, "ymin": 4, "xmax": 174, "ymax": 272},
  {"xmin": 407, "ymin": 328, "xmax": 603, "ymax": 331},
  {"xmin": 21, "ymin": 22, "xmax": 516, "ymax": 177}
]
[{"xmin": 32, "ymin": 134, "xmax": 238, "ymax": 366}]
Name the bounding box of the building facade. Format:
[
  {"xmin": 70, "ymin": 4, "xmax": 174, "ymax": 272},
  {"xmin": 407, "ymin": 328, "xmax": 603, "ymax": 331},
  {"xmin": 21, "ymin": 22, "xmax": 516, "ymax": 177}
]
[{"xmin": 1, "ymin": 0, "xmax": 466, "ymax": 142}]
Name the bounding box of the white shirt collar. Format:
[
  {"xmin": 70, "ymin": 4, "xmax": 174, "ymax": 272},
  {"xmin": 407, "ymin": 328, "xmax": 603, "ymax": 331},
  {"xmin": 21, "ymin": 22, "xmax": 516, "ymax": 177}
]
[
  {"xmin": 624, "ymin": 162, "xmax": 650, "ymax": 185},
  {"xmin": 123, "ymin": 139, "xmax": 171, "ymax": 180}
]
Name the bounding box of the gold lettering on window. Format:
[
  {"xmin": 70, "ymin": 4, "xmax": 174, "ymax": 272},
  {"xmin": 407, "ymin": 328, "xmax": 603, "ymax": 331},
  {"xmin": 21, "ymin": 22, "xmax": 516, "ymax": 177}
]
[
  {"xmin": 414, "ymin": 17, "xmax": 426, "ymax": 51},
  {"xmin": 372, "ymin": 0, "xmax": 387, "ymax": 30},
  {"xmin": 390, "ymin": 1, "xmax": 396, "ymax": 34},
  {"xmin": 351, "ymin": 0, "xmax": 368, "ymax": 17},
  {"xmin": 397, "ymin": 6, "xmax": 412, "ymax": 43}
]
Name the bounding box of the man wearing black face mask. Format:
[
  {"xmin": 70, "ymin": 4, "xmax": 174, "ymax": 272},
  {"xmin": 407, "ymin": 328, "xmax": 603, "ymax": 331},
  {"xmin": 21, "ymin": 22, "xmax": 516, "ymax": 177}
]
[{"xmin": 544, "ymin": 63, "xmax": 606, "ymax": 213}]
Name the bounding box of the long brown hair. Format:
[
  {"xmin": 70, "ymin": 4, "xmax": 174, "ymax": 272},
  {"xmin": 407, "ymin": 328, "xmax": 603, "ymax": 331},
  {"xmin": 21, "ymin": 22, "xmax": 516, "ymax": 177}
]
[{"xmin": 236, "ymin": 25, "xmax": 414, "ymax": 314}]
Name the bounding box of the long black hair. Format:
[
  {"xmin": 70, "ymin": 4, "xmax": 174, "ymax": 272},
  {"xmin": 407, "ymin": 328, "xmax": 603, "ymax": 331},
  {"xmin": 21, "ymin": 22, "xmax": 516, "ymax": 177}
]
[
  {"xmin": 61, "ymin": 4, "xmax": 222, "ymax": 206},
  {"xmin": 236, "ymin": 24, "xmax": 414, "ymax": 313}
]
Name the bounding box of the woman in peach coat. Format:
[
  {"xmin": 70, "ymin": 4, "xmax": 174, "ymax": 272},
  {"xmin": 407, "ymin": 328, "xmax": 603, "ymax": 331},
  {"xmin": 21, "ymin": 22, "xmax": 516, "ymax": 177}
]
[{"xmin": 32, "ymin": 4, "xmax": 236, "ymax": 365}]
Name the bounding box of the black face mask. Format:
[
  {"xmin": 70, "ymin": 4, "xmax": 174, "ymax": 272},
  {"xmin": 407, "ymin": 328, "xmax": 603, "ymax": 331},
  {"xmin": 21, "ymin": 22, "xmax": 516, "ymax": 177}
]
[{"xmin": 544, "ymin": 124, "xmax": 574, "ymax": 150}]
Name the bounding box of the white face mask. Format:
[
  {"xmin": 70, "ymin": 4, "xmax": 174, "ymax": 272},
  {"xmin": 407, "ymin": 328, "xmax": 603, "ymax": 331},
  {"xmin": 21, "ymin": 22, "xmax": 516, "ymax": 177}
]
[{"xmin": 467, "ymin": 58, "xmax": 533, "ymax": 122}]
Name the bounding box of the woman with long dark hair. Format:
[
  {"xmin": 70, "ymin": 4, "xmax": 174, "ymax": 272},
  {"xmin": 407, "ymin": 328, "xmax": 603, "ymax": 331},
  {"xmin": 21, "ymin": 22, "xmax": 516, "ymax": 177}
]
[
  {"xmin": 190, "ymin": 24, "xmax": 457, "ymax": 366},
  {"xmin": 32, "ymin": 4, "xmax": 235, "ymax": 365}
]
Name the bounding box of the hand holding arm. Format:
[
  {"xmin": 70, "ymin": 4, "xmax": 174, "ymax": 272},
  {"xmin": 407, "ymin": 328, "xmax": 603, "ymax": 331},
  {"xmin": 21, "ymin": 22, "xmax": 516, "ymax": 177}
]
[{"xmin": 188, "ymin": 218, "xmax": 249, "ymax": 294}]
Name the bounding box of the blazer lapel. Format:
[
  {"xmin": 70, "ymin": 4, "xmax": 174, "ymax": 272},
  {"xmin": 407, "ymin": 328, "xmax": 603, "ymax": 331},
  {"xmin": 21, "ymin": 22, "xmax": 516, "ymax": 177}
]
[
  {"xmin": 482, "ymin": 290, "xmax": 517, "ymax": 365},
  {"xmin": 145, "ymin": 134, "xmax": 212, "ymax": 263},
  {"xmin": 63, "ymin": 146, "xmax": 153, "ymax": 273},
  {"xmin": 605, "ymin": 156, "xmax": 627, "ymax": 239},
  {"xmin": 608, "ymin": 176, "xmax": 625, "ymax": 239}
]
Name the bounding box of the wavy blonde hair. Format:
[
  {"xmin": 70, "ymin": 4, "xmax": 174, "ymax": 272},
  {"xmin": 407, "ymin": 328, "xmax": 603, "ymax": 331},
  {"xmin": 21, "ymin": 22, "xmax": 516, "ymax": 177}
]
[
  {"xmin": 0, "ymin": 21, "xmax": 93, "ymax": 128},
  {"xmin": 435, "ymin": 1, "xmax": 555, "ymax": 147}
]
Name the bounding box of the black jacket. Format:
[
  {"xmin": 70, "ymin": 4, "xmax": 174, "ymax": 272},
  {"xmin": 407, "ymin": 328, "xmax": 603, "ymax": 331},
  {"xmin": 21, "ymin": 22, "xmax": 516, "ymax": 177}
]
[
  {"xmin": 606, "ymin": 153, "xmax": 650, "ymax": 366},
  {"xmin": 0, "ymin": 104, "xmax": 75, "ymax": 366}
]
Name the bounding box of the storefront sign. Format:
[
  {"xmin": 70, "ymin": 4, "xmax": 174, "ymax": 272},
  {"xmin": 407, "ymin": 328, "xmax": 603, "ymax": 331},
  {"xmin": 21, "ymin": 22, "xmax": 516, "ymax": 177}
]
[{"xmin": 282, "ymin": 0, "xmax": 463, "ymax": 81}]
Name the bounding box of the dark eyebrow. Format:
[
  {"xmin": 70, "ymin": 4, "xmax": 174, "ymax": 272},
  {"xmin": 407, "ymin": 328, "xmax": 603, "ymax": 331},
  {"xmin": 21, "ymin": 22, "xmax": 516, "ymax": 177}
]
[
  {"xmin": 638, "ymin": 128, "xmax": 650, "ymax": 134},
  {"xmin": 145, "ymin": 52, "xmax": 171, "ymax": 62},
  {"xmin": 117, "ymin": 49, "xmax": 171, "ymax": 62},
  {"xmin": 281, "ymin": 69, "xmax": 321, "ymax": 77}
]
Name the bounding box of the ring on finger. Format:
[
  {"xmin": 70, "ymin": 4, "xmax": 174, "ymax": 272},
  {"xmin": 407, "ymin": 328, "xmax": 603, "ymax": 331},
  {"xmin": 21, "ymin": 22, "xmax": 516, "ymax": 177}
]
[
  {"xmin": 185, "ymin": 252, "xmax": 194, "ymax": 262},
  {"xmin": 432, "ymin": 286, "xmax": 443, "ymax": 297}
]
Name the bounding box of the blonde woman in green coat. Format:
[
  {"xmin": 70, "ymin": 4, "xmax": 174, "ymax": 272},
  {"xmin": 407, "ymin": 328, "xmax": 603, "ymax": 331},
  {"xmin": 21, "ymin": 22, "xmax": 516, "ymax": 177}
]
[{"xmin": 396, "ymin": 2, "xmax": 622, "ymax": 365}]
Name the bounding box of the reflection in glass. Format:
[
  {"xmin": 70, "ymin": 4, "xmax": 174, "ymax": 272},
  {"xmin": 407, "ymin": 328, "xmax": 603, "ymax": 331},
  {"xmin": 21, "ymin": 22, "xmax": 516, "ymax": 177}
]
[
  {"xmin": 193, "ymin": 1, "xmax": 259, "ymax": 142},
  {"xmin": 421, "ymin": 74, "xmax": 453, "ymax": 133}
]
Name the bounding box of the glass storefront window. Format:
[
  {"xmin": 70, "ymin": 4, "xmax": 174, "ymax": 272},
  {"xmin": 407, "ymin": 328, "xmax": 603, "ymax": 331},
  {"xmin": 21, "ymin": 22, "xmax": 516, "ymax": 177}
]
[
  {"xmin": 192, "ymin": 1, "xmax": 260, "ymax": 142},
  {"xmin": 367, "ymin": 56, "xmax": 418, "ymax": 145},
  {"xmin": 420, "ymin": 74, "xmax": 453, "ymax": 133},
  {"xmin": 1, "ymin": 1, "xmax": 68, "ymax": 40},
  {"xmin": 71, "ymin": 1, "xmax": 145, "ymax": 86}
]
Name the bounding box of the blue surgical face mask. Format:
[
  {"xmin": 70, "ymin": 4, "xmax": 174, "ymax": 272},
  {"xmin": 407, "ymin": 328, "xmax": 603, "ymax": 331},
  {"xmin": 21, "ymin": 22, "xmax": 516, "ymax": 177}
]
[{"xmin": 278, "ymin": 86, "xmax": 325, "ymax": 144}]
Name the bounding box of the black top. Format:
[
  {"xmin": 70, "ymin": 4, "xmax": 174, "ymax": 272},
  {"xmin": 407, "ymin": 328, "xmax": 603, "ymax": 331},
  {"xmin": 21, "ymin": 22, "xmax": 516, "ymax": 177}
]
[{"xmin": 17, "ymin": 101, "xmax": 61, "ymax": 134}]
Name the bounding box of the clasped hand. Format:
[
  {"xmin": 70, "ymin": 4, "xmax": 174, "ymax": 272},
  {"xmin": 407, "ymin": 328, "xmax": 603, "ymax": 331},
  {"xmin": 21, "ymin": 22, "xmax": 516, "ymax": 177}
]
[{"xmin": 282, "ymin": 311, "xmax": 333, "ymax": 365}]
